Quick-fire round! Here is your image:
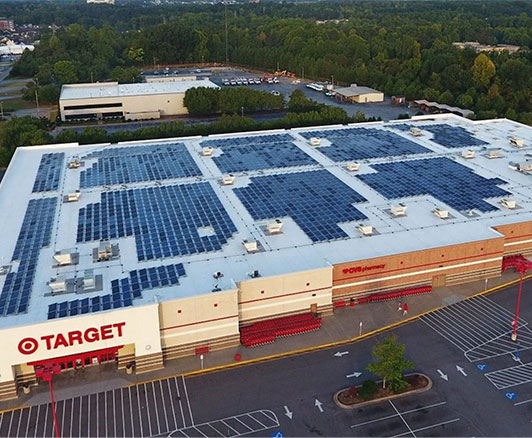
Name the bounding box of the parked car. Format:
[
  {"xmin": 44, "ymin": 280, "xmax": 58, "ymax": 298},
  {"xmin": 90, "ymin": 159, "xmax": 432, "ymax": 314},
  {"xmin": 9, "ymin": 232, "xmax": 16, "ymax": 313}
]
[
  {"xmin": 267, "ymin": 78, "xmax": 274, "ymax": 84},
  {"xmin": 230, "ymin": 80, "xmax": 236, "ymax": 86},
  {"xmin": 242, "ymin": 79, "xmax": 248, "ymax": 85},
  {"xmin": 273, "ymin": 77, "xmax": 280, "ymax": 84}
]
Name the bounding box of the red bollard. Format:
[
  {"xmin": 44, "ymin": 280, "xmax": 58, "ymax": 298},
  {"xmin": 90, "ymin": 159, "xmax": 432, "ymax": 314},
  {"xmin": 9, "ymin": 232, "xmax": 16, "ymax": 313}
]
[{"xmin": 234, "ymin": 353, "xmax": 242, "ymax": 361}]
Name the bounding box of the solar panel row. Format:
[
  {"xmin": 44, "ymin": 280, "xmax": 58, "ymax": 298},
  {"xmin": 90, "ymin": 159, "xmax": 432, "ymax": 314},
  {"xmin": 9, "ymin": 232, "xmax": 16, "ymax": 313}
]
[
  {"xmin": 298, "ymin": 127, "xmax": 430, "ymax": 161},
  {"xmin": 357, "ymin": 157, "xmax": 509, "ymax": 212},
  {"xmin": 47, "ymin": 263, "xmax": 186, "ymax": 319},
  {"xmin": 32, "ymin": 153, "xmax": 65, "ymax": 193},
  {"xmin": 80, "ymin": 143, "xmax": 202, "ymax": 188},
  {"xmin": 0, "ymin": 197, "xmax": 57, "ymax": 316},
  {"xmin": 76, "ymin": 182, "xmax": 237, "ymax": 261},
  {"xmin": 391, "ymin": 123, "xmax": 488, "ymax": 149},
  {"xmin": 234, "ymin": 170, "xmax": 367, "ymax": 242}
]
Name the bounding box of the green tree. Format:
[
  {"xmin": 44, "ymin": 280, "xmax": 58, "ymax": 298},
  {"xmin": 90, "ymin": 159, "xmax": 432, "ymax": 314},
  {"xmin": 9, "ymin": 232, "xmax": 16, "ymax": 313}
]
[
  {"xmin": 54, "ymin": 61, "xmax": 78, "ymax": 85},
  {"xmin": 471, "ymin": 53, "xmax": 496, "ymax": 88},
  {"xmin": 110, "ymin": 66, "xmax": 141, "ymax": 84},
  {"xmin": 366, "ymin": 335, "xmax": 414, "ymax": 393}
]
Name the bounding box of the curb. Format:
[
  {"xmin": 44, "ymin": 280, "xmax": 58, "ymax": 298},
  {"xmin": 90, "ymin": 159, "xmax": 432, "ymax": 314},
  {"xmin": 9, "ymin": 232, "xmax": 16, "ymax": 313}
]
[{"xmin": 333, "ymin": 373, "xmax": 433, "ymax": 409}]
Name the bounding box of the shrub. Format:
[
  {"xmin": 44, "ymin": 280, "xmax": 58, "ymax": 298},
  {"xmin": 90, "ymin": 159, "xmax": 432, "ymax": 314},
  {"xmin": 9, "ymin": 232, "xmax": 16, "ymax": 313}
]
[{"xmin": 359, "ymin": 380, "xmax": 378, "ymax": 400}]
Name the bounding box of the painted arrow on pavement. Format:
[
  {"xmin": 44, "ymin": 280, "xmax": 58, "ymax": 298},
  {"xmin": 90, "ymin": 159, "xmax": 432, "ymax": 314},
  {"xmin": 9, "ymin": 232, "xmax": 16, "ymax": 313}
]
[
  {"xmin": 437, "ymin": 369, "xmax": 448, "ymax": 381},
  {"xmin": 284, "ymin": 406, "xmax": 293, "ymax": 420},
  {"xmin": 456, "ymin": 365, "xmax": 467, "ymax": 376},
  {"xmin": 346, "ymin": 372, "xmax": 362, "ymax": 378},
  {"xmin": 334, "ymin": 351, "xmax": 349, "ymax": 357},
  {"xmin": 315, "ymin": 399, "xmax": 324, "ymax": 413}
]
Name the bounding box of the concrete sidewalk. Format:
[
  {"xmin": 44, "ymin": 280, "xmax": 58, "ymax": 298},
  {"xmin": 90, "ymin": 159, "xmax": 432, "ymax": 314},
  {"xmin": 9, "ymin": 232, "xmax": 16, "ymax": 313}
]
[{"xmin": 1, "ymin": 271, "xmax": 526, "ymax": 411}]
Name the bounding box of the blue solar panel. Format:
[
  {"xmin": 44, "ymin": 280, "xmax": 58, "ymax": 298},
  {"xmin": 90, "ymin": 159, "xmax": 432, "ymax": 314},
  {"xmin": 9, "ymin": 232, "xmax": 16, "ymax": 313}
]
[
  {"xmin": 0, "ymin": 197, "xmax": 57, "ymax": 316},
  {"xmin": 47, "ymin": 262, "xmax": 186, "ymax": 319},
  {"xmin": 357, "ymin": 157, "xmax": 509, "ymax": 212},
  {"xmin": 202, "ymin": 134, "xmax": 315, "ymax": 172},
  {"xmin": 79, "ymin": 143, "xmax": 202, "ymax": 188},
  {"xmin": 76, "ymin": 182, "xmax": 237, "ymax": 261},
  {"xmin": 32, "ymin": 153, "xmax": 65, "ymax": 193},
  {"xmin": 391, "ymin": 123, "xmax": 488, "ymax": 148},
  {"xmin": 298, "ymin": 128, "xmax": 430, "ymax": 160},
  {"xmin": 233, "ymin": 170, "xmax": 367, "ymax": 242}
]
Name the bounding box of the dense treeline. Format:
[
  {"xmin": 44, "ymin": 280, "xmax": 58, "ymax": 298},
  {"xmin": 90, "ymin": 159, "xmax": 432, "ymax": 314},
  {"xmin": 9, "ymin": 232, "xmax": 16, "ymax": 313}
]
[{"xmin": 11, "ymin": 1, "xmax": 532, "ymax": 122}]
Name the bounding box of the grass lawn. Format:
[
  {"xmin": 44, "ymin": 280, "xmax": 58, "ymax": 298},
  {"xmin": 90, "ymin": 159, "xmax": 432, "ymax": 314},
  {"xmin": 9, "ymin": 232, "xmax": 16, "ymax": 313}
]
[
  {"xmin": 1, "ymin": 80, "xmax": 31, "ymax": 88},
  {"xmin": 0, "ymin": 98, "xmax": 36, "ymax": 112}
]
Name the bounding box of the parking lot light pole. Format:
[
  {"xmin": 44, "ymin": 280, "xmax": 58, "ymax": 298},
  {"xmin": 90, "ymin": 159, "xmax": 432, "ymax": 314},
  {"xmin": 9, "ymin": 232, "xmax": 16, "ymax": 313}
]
[{"xmin": 512, "ymin": 272, "xmax": 525, "ymax": 342}]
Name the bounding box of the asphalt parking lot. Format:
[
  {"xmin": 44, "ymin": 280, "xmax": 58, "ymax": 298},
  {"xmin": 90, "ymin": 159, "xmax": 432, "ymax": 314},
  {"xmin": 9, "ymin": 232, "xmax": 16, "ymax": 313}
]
[{"xmin": 3, "ymin": 283, "xmax": 532, "ymax": 437}]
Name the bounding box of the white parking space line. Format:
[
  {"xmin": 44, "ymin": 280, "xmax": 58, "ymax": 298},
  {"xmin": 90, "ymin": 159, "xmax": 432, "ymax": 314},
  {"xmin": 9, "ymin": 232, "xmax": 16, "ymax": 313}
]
[
  {"xmin": 159, "ymin": 380, "xmax": 170, "ymax": 433},
  {"xmin": 234, "ymin": 417, "xmax": 254, "ymax": 431},
  {"xmin": 166, "ymin": 378, "xmax": 178, "ymax": 429},
  {"xmin": 350, "ymin": 402, "xmax": 447, "ymax": 428},
  {"xmin": 24, "ymin": 406, "xmax": 33, "ymax": 438},
  {"xmin": 389, "ymin": 400, "xmax": 416, "ymax": 438},
  {"xmin": 182, "ymin": 376, "xmax": 195, "ymax": 426},
  {"xmin": 42, "ymin": 403, "xmax": 48, "ymax": 437},
  {"xmin": 485, "ymin": 362, "xmax": 532, "ymax": 389},
  {"xmin": 515, "ymin": 398, "xmax": 532, "ymax": 406},
  {"xmin": 151, "ymin": 381, "xmax": 161, "ymax": 435},
  {"xmin": 174, "ymin": 377, "xmax": 187, "ymax": 428},
  {"xmin": 392, "ymin": 418, "xmax": 461, "ymax": 437}
]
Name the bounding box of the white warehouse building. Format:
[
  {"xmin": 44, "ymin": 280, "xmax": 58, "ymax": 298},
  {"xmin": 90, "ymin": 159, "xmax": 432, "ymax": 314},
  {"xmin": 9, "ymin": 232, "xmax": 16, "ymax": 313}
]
[{"xmin": 59, "ymin": 79, "xmax": 219, "ymax": 122}]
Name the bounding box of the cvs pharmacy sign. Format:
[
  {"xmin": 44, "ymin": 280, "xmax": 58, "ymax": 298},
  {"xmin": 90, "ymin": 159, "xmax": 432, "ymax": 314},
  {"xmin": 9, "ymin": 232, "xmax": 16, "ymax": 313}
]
[{"xmin": 18, "ymin": 322, "xmax": 126, "ymax": 355}]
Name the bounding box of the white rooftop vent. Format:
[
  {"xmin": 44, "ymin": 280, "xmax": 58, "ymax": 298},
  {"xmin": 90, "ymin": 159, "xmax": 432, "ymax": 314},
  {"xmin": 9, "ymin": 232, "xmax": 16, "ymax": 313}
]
[
  {"xmin": 267, "ymin": 219, "xmax": 283, "ymax": 234},
  {"xmin": 243, "ymin": 239, "xmax": 258, "ymax": 253},
  {"xmin": 487, "ymin": 148, "xmax": 501, "ymax": 159},
  {"xmin": 202, "ymin": 146, "xmax": 214, "ymax": 156},
  {"xmin": 68, "ymin": 157, "xmax": 81, "ymax": 169},
  {"xmin": 53, "ymin": 253, "xmax": 72, "ymax": 266},
  {"xmin": 49, "ymin": 277, "xmax": 67, "ymax": 294},
  {"xmin": 222, "ymin": 174, "xmax": 235, "ymax": 185},
  {"xmin": 501, "ymin": 198, "xmax": 517, "ymax": 209},
  {"xmin": 510, "ymin": 138, "xmax": 525, "ymax": 148},
  {"xmin": 66, "ymin": 191, "xmax": 81, "ymax": 202},
  {"xmin": 309, "ymin": 137, "xmax": 322, "ymax": 147},
  {"xmin": 518, "ymin": 161, "xmax": 532, "ymax": 172},
  {"xmin": 409, "ymin": 127, "xmax": 422, "ymax": 137},
  {"xmin": 357, "ymin": 223, "xmax": 373, "ymax": 236},
  {"xmin": 83, "ymin": 269, "xmax": 96, "ymax": 291},
  {"xmin": 213, "ymin": 271, "xmax": 223, "ymax": 279},
  {"xmin": 391, "ymin": 203, "xmax": 407, "ymax": 217},
  {"xmin": 433, "ymin": 208, "xmax": 449, "ymax": 219},
  {"xmin": 346, "ymin": 162, "xmax": 360, "ymax": 171},
  {"xmin": 461, "ymin": 149, "xmax": 475, "ymax": 159}
]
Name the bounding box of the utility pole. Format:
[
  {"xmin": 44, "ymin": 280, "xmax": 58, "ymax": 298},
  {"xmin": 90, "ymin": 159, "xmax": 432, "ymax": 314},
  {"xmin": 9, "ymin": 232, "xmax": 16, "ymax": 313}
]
[
  {"xmin": 91, "ymin": 71, "xmax": 94, "ymax": 83},
  {"xmin": 241, "ymin": 106, "xmax": 244, "ymax": 117},
  {"xmin": 224, "ymin": 1, "xmax": 229, "ymax": 63},
  {"xmin": 0, "ymin": 101, "xmax": 4, "ymax": 120},
  {"xmin": 34, "ymin": 79, "xmax": 39, "ymax": 116}
]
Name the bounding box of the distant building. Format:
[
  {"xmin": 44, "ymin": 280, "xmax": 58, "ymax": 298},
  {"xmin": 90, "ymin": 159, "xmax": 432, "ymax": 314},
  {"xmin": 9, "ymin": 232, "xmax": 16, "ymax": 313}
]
[
  {"xmin": 0, "ymin": 40, "xmax": 34, "ymax": 56},
  {"xmin": 333, "ymin": 84, "xmax": 384, "ymax": 104},
  {"xmin": 409, "ymin": 99, "xmax": 474, "ymax": 118},
  {"xmin": 59, "ymin": 79, "xmax": 219, "ymax": 122},
  {"xmin": 87, "ymin": 0, "xmax": 115, "ymax": 4},
  {"xmin": 453, "ymin": 41, "xmax": 520, "ymax": 54},
  {"xmin": 0, "ymin": 19, "xmax": 15, "ymax": 32}
]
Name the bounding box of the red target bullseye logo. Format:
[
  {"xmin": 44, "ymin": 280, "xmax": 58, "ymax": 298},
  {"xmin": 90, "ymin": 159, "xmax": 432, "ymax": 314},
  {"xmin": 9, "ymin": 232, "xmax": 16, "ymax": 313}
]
[{"xmin": 18, "ymin": 337, "xmax": 38, "ymax": 355}]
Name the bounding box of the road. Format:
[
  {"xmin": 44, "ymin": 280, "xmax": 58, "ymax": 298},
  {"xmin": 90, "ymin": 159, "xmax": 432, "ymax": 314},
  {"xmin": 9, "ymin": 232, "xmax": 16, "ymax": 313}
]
[{"xmin": 3, "ymin": 282, "xmax": 530, "ymax": 436}]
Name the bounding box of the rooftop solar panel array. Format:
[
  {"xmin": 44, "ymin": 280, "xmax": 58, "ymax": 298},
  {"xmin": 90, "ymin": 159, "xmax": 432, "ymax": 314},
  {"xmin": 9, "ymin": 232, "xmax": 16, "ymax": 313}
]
[
  {"xmin": 234, "ymin": 170, "xmax": 367, "ymax": 242},
  {"xmin": 0, "ymin": 197, "xmax": 57, "ymax": 316},
  {"xmin": 32, "ymin": 153, "xmax": 65, "ymax": 193},
  {"xmin": 77, "ymin": 182, "xmax": 237, "ymax": 261},
  {"xmin": 357, "ymin": 157, "xmax": 509, "ymax": 212},
  {"xmin": 79, "ymin": 143, "xmax": 202, "ymax": 188},
  {"xmin": 298, "ymin": 128, "xmax": 430, "ymax": 161},
  {"xmin": 47, "ymin": 263, "xmax": 186, "ymax": 319},
  {"xmin": 391, "ymin": 123, "xmax": 488, "ymax": 148},
  {"xmin": 201, "ymin": 134, "xmax": 316, "ymax": 173}
]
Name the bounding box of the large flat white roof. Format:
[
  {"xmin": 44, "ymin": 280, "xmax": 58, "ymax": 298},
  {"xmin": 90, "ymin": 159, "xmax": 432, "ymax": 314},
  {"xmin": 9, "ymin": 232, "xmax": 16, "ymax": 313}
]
[
  {"xmin": 1, "ymin": 114, "xmax": 532, "ymax": 329},
  {"xmin": 60, "ymin": 79, "xmax": 219, "ymax": 100}
]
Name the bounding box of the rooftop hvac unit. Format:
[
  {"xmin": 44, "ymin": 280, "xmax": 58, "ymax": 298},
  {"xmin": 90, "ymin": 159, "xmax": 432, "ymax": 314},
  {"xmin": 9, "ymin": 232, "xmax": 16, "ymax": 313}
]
[
  {"xmin": 202, "ymin": 146, "xmax": 214, "ymax": 156},
  {"xmin": 68, "ymin": 157, "xmax": 81, "ymax": 169},
  {"xmin": 510, "ymin": 138, "xmax": 525, "ymax": 148},
  {"xmin": 461, "ymin": 149, "xmax": 475, "ymax": 159},
  {"xmin": 346, "ymin": 162, "xmax": 360, "ymax": 171},
  {"xmin": 309, "ymin": 137, "xmax": 322, "ymax": 147},
  {"xmin": 433, "ymin": 208, "xmax": 449, "ymax": 219},
  {"xmin": 97, "ymin": 243, "xmax": 112, "ymax": 261},
  {"xmin": 487, "ymin": 148, "xmax": 501, "ymax": 159},
  {"xmin": 267, "ymin": 219, "xmax": 283, "ymax": 234},
  {"xmin": 83, "ymin": 269, "xmax": 96, "ymax": 291},
  {"xmin": 53, "ymin": 253, "xmax": 72, "ymax": 266},
  {"xmin": 501, "ymin": 198, "xmax": 517, "ymax": 209},
  {"xmin": 66, "ymin": 191, "xmax": 81, "ymax": 202},
  {"xmin": 249, "ymin": 269, "xmax": 260, "ymax": 278},
  {"xmin": 243, "ymin": 239, "xmax": 258, "ymax": 253},
  {"xmin": 390, "ymin": 203, "xmax": 407, "ymax": 217},
  {"xmin": 357, "ymin": 223, "xmax": 373, "ymax": 236},
  {"xmin": 222, "ymin": 174, "xmax": 235, "ymax": 185},
  {"xmin": 518, "ymin": 161, "xmax": 532, "ymax": 172},
  {"xmin": 409, "ymin": 127, "xmax": 422, "ymax": 137},
  {"xmin": 49, "ymin": 277, "xmax": 67, "ymax": 294}
]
